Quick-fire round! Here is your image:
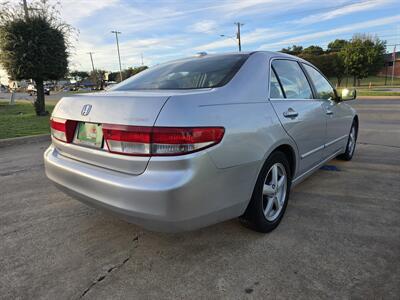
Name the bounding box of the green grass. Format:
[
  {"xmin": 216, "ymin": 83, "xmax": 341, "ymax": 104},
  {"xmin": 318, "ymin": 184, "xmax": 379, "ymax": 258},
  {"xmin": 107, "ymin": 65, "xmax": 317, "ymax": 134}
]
[
  {"xmin": 356, "ymin": 90, "xmax": 400, "ymax": 96},
  {"xmin": 0, "ymin": 100, "xmax": 54, "ymax": 139},
  {"xmin": 329, "ymin": 76, "xmax": 400, "ymax": 87}
]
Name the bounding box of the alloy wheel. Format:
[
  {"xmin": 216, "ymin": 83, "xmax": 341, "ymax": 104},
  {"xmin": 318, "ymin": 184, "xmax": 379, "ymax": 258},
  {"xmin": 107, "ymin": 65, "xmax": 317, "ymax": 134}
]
[
  {"xmin": 262, "ymin": 163, "xmax": 287, "ymax": 222},
  {"xmin": 348, "ymin": 126, "xmax": 356, "ymax": 155}
]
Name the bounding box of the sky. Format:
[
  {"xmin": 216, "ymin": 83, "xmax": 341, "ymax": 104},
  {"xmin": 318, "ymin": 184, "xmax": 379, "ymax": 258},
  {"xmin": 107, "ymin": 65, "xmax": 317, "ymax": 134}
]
[{"xmin": 8, "ymin": 0, "xmax": 400, "ymax": 72}]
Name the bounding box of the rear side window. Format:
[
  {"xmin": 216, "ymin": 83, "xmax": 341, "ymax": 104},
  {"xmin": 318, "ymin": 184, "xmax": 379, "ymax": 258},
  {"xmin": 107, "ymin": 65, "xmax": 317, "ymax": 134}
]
[
  {"xmin": 113, "ymin": 54, "xmax": 249, "ymax": 90},
  {"xmin": 302, "ymin": 64, "xmax": 336, "ymax": 100},
  {"xmin": 272, "ymin": 60, "xmax": 313, "ymax": 99},
  {"xmin": 270, "ymin": 68, "xmax": 284, "ymax": 98}
]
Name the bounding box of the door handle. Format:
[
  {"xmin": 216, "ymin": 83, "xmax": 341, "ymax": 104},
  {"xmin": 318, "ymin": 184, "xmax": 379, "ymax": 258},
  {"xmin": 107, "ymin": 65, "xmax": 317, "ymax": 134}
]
[
  {"xmin": 326, "ymin": 110, "xmax": 333, "ymax": 115},
  {"xmin": 283, "ymin": 108, "xmax": 298, "ymax": 118}
]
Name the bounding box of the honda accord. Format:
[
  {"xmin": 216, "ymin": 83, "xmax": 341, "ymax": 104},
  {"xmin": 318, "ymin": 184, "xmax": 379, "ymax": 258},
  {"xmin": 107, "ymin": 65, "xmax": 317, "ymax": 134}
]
[{"xmin": 44, "ymin": 51, "xmax": 357, "ymax": 233}]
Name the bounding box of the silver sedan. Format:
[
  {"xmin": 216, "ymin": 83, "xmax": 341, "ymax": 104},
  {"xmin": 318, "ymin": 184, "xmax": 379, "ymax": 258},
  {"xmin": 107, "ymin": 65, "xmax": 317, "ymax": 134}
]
[{"xmin": 44, "ymin": 51, "xmax": 357, "ymax": 233}]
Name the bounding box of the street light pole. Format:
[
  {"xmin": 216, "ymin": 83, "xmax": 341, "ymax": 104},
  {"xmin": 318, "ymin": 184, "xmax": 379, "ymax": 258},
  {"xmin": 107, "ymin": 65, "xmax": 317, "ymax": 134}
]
[
  {"xmin": 234, "ymin": 22, "xmax": 244, "ymax": 52},
  {"xmin": 111, "ymin": 30, "xmax": 123, "ymax": 82}
]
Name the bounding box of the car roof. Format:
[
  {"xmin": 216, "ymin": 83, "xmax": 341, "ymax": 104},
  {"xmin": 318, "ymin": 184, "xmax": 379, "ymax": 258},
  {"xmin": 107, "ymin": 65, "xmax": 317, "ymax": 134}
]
[{"xmin": 181, "ymin": 51, "xmax": 302, "ymax": 62}]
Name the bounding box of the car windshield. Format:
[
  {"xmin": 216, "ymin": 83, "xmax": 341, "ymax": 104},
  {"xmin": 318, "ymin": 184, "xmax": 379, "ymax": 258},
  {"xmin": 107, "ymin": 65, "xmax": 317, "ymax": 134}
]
[{"xmin": 112, "ymin": 54, "xmax": 249, "ymax": 90}]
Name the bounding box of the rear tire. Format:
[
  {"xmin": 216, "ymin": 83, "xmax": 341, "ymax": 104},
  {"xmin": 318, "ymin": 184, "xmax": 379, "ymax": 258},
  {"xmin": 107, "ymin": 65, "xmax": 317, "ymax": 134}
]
[
  {"xmin": 242, "ymin": 151, "xmax": 291, "ymax": 233},
  {"xmin": 338, "ymin": 121, "xmax": 357, "ymax": 161}
]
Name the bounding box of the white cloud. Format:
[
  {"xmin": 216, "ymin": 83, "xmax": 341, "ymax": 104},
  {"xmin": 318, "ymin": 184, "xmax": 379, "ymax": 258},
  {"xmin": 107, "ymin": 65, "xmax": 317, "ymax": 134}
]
[
  {"xmin": 292, "ymin": 0, "xmax": 393, "ymax": 25},
  {"xmin": 188, "ymin": 20, "xmax": 217, "ymax": 34},
  {"xmin": 194, "ymin": 28, "xmax": 301, "ymax": 51},
  {"xmin": 258, "ymin": 14, "xmax": 400, "ymax": 50},
  {"xmin": 69, "ymin": 34, "xmax": 189, "ymax": 71},
  {"xmin": 59, "ymin": 0, "xmax": 120, "ymax": 24}
]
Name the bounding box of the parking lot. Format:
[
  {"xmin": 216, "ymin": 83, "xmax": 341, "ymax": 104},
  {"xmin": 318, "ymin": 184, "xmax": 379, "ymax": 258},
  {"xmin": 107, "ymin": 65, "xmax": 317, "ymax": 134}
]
[{"xmin": 1, "ymin": 98, "xmax": 399, "ymax": 299}]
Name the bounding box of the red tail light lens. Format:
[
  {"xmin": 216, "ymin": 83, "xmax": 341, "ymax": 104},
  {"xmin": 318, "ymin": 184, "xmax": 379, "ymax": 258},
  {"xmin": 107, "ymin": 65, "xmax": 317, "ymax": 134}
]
[
  {"xmin": 102, "ymin": 125, "xmax": 224, "ymax": 156},
  {"xmin": 151, "ymin": 127, "xmax": 224, "ymax": 155},
  {"xmin": 50, "ymin": 118, "xmax": 77, "ymax": 143}
]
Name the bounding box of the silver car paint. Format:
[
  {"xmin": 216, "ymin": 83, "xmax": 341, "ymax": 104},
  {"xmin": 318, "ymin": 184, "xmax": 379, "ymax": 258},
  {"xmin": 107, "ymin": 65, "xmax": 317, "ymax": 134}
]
[{"xmin": 44, "ymin": 51, "xmax": 356, "ymax": 232}]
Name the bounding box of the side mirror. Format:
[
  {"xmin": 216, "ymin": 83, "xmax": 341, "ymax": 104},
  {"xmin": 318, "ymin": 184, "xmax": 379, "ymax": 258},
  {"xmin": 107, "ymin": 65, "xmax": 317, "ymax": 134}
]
[{"xmin": 338, "ymin": 88, "xmax": 356, "ymax": 101}]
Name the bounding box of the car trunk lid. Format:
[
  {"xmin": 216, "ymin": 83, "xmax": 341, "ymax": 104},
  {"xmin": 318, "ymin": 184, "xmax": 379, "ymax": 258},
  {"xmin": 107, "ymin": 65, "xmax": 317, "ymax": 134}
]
[{"xmin": 51, "ymin": 91, "xmax": 170, "ymax": 175}]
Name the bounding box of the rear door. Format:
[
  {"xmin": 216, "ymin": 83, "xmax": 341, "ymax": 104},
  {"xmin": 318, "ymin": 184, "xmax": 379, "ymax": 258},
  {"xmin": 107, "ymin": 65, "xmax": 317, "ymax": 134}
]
[
  {"xmin": 269, "ymin": 59, "xmax": 327, "ymax": 175},
  {"xmin": 301, "ymin": 63, "xmax": 350, "ymax": 158}
]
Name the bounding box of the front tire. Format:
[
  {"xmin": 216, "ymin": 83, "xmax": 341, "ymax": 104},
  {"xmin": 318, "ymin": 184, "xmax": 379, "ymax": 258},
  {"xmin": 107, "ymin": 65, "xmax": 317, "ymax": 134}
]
[
  {"xmin": 242, "ymin": 151, "xmax": 291, "ymax": 233},
  {"xmin": 338, "ymin": 121, "xmax": 357, "ymax": 161}
]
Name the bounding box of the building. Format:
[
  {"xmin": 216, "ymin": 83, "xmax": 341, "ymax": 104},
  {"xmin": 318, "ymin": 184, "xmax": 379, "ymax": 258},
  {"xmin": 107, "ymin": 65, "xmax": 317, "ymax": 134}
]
[
  {"xmin": 0, "ymin": 67, "xmax": 33, "ymax": 90},
  {"xmin": 378, "ymin": 51, "xmax": 400, "ymax": 79}
]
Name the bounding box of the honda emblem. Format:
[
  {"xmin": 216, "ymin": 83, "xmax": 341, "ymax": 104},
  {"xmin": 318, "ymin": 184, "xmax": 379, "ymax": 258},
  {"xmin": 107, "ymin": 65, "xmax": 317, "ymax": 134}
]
[{"xmin": 81, "ymin": 104, "xmax": 92, "ymax": 116}]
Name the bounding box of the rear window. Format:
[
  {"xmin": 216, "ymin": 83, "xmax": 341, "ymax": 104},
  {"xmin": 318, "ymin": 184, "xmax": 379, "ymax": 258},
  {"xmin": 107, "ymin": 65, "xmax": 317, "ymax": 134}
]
[{"xmin": 112, "ymin": 54, "xmax": 249, "ymax": 90}]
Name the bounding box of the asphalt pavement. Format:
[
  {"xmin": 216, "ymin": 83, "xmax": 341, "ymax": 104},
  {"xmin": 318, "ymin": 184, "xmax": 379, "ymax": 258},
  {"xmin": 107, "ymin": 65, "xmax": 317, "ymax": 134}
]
[{"xmin": 1, "ymin": 99, "xmax": 399, "ymax": 299}]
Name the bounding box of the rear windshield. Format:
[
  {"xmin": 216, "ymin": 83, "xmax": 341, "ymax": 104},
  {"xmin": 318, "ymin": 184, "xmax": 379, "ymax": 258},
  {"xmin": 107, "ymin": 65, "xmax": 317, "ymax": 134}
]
[{"xmin": 112, "ymin": 54, "xmax": 249, "ymax": 90}]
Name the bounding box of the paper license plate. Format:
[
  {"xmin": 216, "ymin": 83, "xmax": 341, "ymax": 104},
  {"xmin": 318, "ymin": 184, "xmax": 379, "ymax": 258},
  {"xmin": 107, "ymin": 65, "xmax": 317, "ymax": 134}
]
[{"xmin": 75, "ymin": 122, "xmax": 103, "ymax": 148}]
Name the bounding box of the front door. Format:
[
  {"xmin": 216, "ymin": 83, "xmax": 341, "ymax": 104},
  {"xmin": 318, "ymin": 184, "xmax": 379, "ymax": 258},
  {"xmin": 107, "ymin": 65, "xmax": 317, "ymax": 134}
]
[
  {"xmin": 269, "ymin": 59, "xmax": 327, "ymax": 176},
  {"xmin": 301, "ymin": 63, "xmax": 350, "ymax": 158}
]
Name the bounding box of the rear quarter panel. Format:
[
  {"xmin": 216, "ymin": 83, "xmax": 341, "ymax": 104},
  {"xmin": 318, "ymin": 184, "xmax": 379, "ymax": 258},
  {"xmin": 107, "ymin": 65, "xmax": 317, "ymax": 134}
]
[{"xmin": 154, "ymin": 52, "xmax": 299, "ymax": 172}]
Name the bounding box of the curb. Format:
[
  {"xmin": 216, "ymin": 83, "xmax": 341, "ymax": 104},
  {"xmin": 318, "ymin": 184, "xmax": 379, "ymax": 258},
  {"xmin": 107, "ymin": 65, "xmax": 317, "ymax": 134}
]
[
  {"xmin": 357, "ymin": 96, "xmax": 400, "ymax": 100},
  {"xmin": 0, "ymin": 134, "xmax": 50, "ymax": 148}
]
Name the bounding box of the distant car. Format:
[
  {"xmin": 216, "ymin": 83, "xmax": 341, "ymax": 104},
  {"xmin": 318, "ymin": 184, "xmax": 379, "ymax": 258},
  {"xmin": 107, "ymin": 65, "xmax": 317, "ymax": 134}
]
[
  {"xmin": 44, "ymin": 52, "xmax": 358, "ymax": 233},
  {"xmin": 27, "ymin": 84, "xmax": 50, "ymax": 95}
]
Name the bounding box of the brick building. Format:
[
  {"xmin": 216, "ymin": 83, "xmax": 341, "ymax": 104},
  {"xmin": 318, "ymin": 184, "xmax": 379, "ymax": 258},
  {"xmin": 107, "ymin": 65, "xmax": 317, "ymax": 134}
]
[{"xmin": 378, "ymin": 51, "xmax": 400, "ymax": 78}]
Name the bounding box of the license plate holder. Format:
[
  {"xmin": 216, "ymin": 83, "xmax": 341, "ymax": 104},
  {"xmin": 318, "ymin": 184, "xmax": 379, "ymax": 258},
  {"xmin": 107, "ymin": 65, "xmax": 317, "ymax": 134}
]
[{"xmin": 74, "ymin": 122, "xmax": 103, "ymax": 148}]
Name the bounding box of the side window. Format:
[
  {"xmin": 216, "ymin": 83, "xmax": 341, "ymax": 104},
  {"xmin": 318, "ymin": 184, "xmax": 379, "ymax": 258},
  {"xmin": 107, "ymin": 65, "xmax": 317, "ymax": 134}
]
[
  {"xmin": 269, "ymin": 68, "xmax": 284, "ymax": 98},
  {"xmin": 272, "ymin": 60, "xmax": 313, "ymax": 99},
  {"xmin": 302, "ymin": 64, "xmax": 335, "ymax": 100}
]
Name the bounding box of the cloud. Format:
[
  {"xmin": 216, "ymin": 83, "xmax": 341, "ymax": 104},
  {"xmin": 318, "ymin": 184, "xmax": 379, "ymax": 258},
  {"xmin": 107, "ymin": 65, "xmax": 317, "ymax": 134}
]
[
  {"xmin": 59, "ymin": 0, "xmax": 120, "ymax": 24},
  {"xmin": 258, "ymin": 14, "xmax": 400, "ymax": 50},
  {"xmin": 292, "ymin": 0, "xmax": 393, "ymax": 25},
  {"xmin": 69, "ymin": 34, "xmax": 190, "ymax": 71},
  {"xmin": 194, "ymin": 28, "xmax": 301, "ymax": 51},
  {"xmin": 188, "ymin": 20, "xmax": 217, "ymax": 34}
]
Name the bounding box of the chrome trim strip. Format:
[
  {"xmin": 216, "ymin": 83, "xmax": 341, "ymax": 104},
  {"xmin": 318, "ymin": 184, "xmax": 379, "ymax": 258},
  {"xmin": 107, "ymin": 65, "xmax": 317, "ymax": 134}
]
[
  {"xmin": 324, "ymin": 134, "xmax": 348, "ymax": 148},
  {"xmin": 292, "ymin": 148, "xmax": 343, "ymax": 187},
  {"xmin": 300, "ymin": 134, "xmax": 348, "ymax": 159},
  {"xmin": 301, "ymin": 145, "xmax": 324, "ymax": 159}
]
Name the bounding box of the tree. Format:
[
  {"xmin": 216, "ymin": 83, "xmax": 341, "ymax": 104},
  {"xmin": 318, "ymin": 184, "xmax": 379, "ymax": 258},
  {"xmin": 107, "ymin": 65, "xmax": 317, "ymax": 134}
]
[
  {"xmin": 0, "ymin": 1, "xmax": 74, "ymax": 115},
  {"xmin": 89, "ymin": 69, "xmax": 107, "ymax": 89},
  {"xmin": 302, "ymin": 45, "xmax": 324, "ymax": 56},
  {"xmin": 69, "ymin": 70, "xmax": 89, "ymax": 81},
  {"xmin": 108, "ymin": 66, "xmax": 148, "ymax": 82},
  {"xmin": 340, "ymin": 34, "xmax": 386, "ymax": 86},
  {"xmin": 327, "ymin": 39, "xmax": 348, "ymax": 53},
  {"xmin": 327, "ymin": 52, "xmax": 346, "ymax": 87},
  {"xmin": 280, "ymin": 45, "xmax": 303, "ymax": 55}
]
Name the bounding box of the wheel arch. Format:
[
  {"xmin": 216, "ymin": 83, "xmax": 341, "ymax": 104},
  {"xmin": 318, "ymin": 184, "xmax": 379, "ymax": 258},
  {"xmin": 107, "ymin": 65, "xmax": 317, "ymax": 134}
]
[
  {"xmin": 268, "ymin": 144, "xmax": 297, "ymax": 179},
  {"xmin": 353, "ymin": 115, "xmax": 359, "ymax": 130}
]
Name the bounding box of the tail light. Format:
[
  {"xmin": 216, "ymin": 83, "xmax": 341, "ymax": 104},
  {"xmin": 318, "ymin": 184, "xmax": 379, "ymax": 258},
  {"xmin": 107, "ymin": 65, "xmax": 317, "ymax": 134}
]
[
  {"xmin": 102, "ymin": 125, "xmax": 224, "ymax": 156},
  {"xmin": 50, "ymin": 118, "xmax": 77, "ymax": 143}
]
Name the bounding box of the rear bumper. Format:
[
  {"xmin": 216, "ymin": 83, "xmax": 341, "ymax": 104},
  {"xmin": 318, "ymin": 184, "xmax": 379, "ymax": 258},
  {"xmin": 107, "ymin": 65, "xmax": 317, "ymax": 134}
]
[{"xmin": 44, "ymin": 145, "xmax": 259, "ymax": 232}]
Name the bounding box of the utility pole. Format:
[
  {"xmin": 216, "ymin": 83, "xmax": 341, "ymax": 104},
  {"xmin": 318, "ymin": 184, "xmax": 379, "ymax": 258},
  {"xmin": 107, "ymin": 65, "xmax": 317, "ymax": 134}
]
[
  {"xmin": 141, "ymin": 53, "xmax": 144, "ymax": 66},
  {"xmin": 87, "ymin": 52, "xmax": 95, "ymax": 73},
  {"xmin": 22, "ymin": 0, "xmax": 29, "ymax": 20},
  {"xmin": 111, "ymin": 30, "xmax": 123, "ymax": 82},
  {"xmin": 234, "ymin": 22, "xmax": 244, "ymax": 52},
  {"xmin": 391, "ymin": 44, "xmax": 398, "ymax": 86}
]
